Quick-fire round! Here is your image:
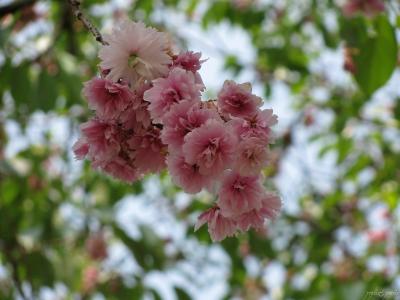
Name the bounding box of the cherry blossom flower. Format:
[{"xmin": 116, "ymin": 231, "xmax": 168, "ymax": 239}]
[
  {"xmin": 235, "ymin": 209, "xmax": 265, "ymax": 231},
  {"xmin": 100, "ymin": 157, "xmax": 139, "ymax": 182},
  {"xmin": 119, "ymin": 82, "xmax": 152, "ymax": 130},
  {"xmin": 195, "ymin": 207, "xmax": 237, "ymax": 242},
  {"xmin": 161, "ymin": 101, "xmax": 221, "ymax": 151},
  {"xmin": 99, "ymin": 20, "xmax": 172, "ymax": 85},
  {"xmin": 128, "ymin": 127, "xmax": 166, "ymax": 174},
  {"xmin": 73, "ymin": 138, "xmax": 89, "ymax": 160},
  {"xmin": 236, "ymin": 192, "xmax": 281, "ymax": 231},
  {"xmin": 83, "ymin": 77, "xmax": 133, "ymax": 121},
  {"xmin": 119, "ymin": 103, "xmax": 151, "ymax": 131},
  {"xmin": 167, "ymin": 154, "xmax": 213, "ymax": 193},
  {"xmin": 144, "ymin": 68, "xmax": 202, "ymax": 121},
  {"xmin": 234, "ymin": 137, "xmax": 269, "ymax": 176},
  {"xmin": 217, "ymin": 171, "xmax": 265, "ymax": 218},
  {"xmin": 258, "ymin": 192, "xmax": 282, "ymax": 219},
  {"xmin": 229, "ymin": 108, "xmax": 278, "ymax": 143},
  {"xmin": 172, "ymin": 51, "xmax": 206, "ymax": 88},
  {"xmin": 217, "ymin": 80, "xmax": 262, "ymax": 118},
  {"xmin": 182, "ymin": 119, "xmax": 237, "ymax": 176},
  {"xmin": 79, "ymin": 119, "xmax": 121, "ymax": 161},
  {"xmin": 173, "ymin": 51, "xmax": 205, "ymax": 73}
]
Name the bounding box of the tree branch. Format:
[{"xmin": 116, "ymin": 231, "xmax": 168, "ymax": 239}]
[
  {"xmin": 0, "ymin": 0, "xmax": 36, "ymax": 18},
  {"xmin": 66, "ymin": 0, "xmax": 108, "ymax": 46}
]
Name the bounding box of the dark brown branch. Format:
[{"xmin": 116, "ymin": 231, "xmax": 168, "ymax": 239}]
[
  {"xmin": 66, "ymin": 0, "xmax": 108, "ymax": 46},
  {"xmin": 0, "ymin": 0, "xmax": 36, "ymax": 18}
]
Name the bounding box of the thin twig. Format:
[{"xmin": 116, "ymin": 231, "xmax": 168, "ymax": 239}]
[
  {"xmin": 66, "ymin": 0, "xmax": 108, "ymax": 46},
  {"xmin": 0, "ymin": 0, "xmax": 36, "ymax": 18}
]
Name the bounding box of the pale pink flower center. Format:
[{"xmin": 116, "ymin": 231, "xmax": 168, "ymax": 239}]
[
  {"xmin": 178, "ymin": 117, "xmax": 191, "ymax": 132},
  {"xmin": 233, "ymin": 180, "xmax": 245, "ymax": 192},
  {"xmin": 201, "ymin": 138, "xmax": 220, "ymax": 167},
  {"xmin": 227, "ymin": 94, "xmax": 246, "ymax": 108},
  {"xmin": 163, "ymin": 88, "xmax": 181, "ymax": 103}
]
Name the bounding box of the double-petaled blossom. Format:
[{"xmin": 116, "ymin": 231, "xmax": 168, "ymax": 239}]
[
  {"xmin": 234, "ymin": 137, "xmax": 269, "ymax": 176},
  {"xmin": 236, "ymin": 192, "xmax": 282, "ymax": 231},
  {"xmin": 217, "ymin": 80, "xmax": 262, "ymax": 118},
  {"xmin": 99, "ymin": 20, "xmax": 171, "ymax": 85},
  {"xmin": 101, "ymin": 157, "xmax": 139, "ymax": 183},
  {"xmin": 182, "ymin": 119, "xmax": 237, "ymax": 177},
  {"xmin": 172, "ymin": 51, "xmax": 206, "ymax": 88},
  {"xmin": 195, "ymin": 207, "xmax": 237, "ymax": 242},
  {"xmin": 119, "ymin": 82, "xmax": 152, "ymax": 130},
  {"xmin": 167, "ymin": 154, "xmax": 213, "ymax": 193},
  {"xmin": 127, "ymin": 127, "xmax": 166, "ymax": 174},
  {"xmin": 144, "ymin": 67, "xmax": 202, "ymax": 122},
  {"xmin": 161, "ymin": 101, "xmax": 221, "ymax": 151},
  {"xmin": 83, "ymin": 78, "xmax": 133, "ymax": 121},
  {"xmin": 79, "ymin": 119, "xmax": 121, "ymax": 161},
  {"xmin": 217, "ymin": 171, "xmax": 265, "ymax": 218},
  {"xmin": 229, "ymin": 108, "xmax": 278, "ymax": 143},
  {"xmin": 173, "ymin": 51, "xmax": 205, "ymax": 73},
  {"xmin": 73, "ymin": 119, "xmax": 141, "ymax": 182}
]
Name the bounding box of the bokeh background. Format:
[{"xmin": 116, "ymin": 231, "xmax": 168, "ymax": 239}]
[{"xmin": 0, "ymin": 0, "xmax": 399, "ymax": 299}]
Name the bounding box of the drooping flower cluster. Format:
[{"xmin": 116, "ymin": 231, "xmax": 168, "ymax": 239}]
[{"xmin": 74, "ymin": 20, "xmax": 281, "ymax": 242}]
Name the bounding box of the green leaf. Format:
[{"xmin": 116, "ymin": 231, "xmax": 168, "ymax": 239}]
[
  {"xmin": 20, "ymin": 251, "xmax": 55, "ymax": 290},
  {"xmin": 34, "ymin": 70, "xmax": 59, "ymax": 112},
  {"xmin": 336, "ymin": 137, "xmax": 353, "ymax": 164},
  {"xmin": 10, "ymin": 63, "xmax": 33, "ymax": 105},
  {"xmin": 0, "ymin": 178, "xmax": 19, "ymax": 205},
  {"xmin": 344, "ymin": 16, "xmax": 397, "ymax": 96}
]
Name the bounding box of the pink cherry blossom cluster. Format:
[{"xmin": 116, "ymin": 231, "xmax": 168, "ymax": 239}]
[{"xmin": 73, "ymin": 20, "xmax": 282, "ymax": 242}]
